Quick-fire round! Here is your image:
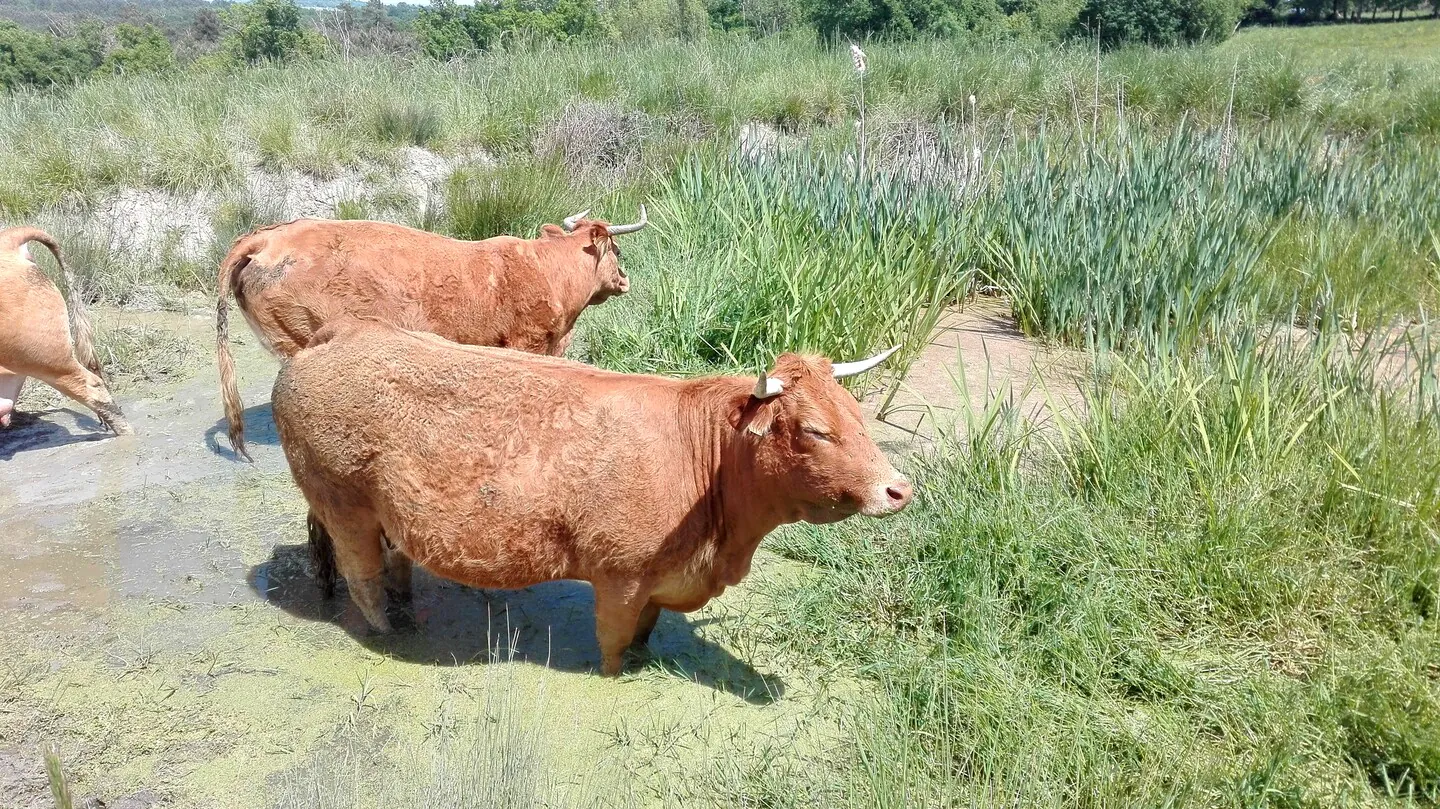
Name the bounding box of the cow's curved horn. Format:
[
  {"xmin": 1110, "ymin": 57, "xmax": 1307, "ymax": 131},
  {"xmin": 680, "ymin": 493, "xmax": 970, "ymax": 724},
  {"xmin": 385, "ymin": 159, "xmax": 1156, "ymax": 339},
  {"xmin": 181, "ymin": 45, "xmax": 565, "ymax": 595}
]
[
  {"xmin": 753, "ymin": 375, "xmax": 784, "ymax": 399},
  {"xmin": 605, "ymin": 205, "xmax": 648, "ymax": 236},
  {"xmin": 562, "ymin": 210, "xmax": 590, "ymax": 232},
  {"xmin": 832, "ymin": 345, "xmax": 901, "ymax": 379}
]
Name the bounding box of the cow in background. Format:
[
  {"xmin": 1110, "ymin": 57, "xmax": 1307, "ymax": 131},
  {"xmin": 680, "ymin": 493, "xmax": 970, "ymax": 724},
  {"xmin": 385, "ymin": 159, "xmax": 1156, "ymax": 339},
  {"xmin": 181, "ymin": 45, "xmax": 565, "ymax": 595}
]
[
  {"xmin": 215, "ymin": 208, "xmax": 646, "ymax": 460},
  {"xmin": 0, "ymin": 227, "xmax": 131, "ymax": 436}
]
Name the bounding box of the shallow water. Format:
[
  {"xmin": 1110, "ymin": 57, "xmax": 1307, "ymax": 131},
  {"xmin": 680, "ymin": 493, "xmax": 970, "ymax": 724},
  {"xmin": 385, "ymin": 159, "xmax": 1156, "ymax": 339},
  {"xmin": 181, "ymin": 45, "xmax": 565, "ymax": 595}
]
[{"xmin": 0, "ymin": 310, "xmax": 854, "ymax": 808}]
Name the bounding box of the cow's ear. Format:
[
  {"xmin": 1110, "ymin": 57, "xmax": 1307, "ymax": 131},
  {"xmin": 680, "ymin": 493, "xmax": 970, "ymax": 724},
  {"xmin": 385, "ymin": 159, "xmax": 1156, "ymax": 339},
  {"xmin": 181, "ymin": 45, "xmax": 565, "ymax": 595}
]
[
  {"xmin": 540, "ymin": 223, "xmax": 566, "ymax": 238},
  {"xmin": 743, "ymin": 399, "xmax": 779, "ymax": 437}
]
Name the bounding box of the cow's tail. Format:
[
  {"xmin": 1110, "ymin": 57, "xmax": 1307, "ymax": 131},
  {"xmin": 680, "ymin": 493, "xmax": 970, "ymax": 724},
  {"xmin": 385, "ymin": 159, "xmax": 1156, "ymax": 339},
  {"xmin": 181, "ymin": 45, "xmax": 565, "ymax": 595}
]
[
  {"xmin": 217, "ymin": 235, "xmax": 256, "ymax": 463},
  {"xmin": 2, "ymin": 227, "xmax": 101, "ymax": 376},
  {"xmin": 307, "ymin": 512, "xmax": 337, "ymax": 599}
]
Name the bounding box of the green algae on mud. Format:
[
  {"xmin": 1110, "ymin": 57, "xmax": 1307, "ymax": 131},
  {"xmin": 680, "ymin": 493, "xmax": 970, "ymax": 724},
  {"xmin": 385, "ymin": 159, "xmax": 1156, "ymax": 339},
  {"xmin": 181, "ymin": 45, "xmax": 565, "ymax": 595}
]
[
  {"xmin": 0, "ymin": 553, "xmax": 862, "ymax": 807},
  {"xmin": 1, "ymin": 457, "xmax": 866, "ymax": 807}
]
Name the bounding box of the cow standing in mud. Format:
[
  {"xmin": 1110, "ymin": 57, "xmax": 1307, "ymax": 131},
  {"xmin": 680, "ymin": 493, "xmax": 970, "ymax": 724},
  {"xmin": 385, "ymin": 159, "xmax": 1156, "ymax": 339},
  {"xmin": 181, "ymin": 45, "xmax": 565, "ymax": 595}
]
[
  {"xmin": 215, "ymin": 209, "xmax": 646, "ymax": 460},
  {"xmin": 0, "ymin": 227, "xmax": 131, "ymax": 436},
  {"xmin": 272, "ymin": 318, "xmax": 913, "ymax": 676}
]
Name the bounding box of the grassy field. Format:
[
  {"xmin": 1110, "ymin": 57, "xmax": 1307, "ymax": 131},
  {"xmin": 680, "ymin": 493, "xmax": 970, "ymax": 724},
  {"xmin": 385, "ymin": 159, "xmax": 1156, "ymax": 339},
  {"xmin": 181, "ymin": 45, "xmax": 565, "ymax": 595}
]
[
  {"xmin": 1226, "ymin": 17, "xmax": 1440, "ymax": 62},
  {"xmin": 10, "ymin": 20, "xmax": 1440, "ymax": 809}
]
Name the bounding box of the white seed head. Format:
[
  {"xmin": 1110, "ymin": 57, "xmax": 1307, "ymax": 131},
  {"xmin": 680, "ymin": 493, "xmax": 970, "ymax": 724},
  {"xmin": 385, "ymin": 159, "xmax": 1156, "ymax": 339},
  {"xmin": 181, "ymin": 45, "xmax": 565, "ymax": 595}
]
[
  {"xmin": 850, "ymin": 43, "xmax": 867, "ymax": 75},
  {"xmin": 968, "ymin": 94, "xmax": 977, "ymax": 107}
]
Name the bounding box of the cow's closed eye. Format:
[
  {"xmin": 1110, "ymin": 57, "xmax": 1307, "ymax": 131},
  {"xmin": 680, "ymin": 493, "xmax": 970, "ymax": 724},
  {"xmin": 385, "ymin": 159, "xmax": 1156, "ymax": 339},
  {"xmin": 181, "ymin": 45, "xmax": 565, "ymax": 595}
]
[{"xmin": 802, "ymin": 426, "xmax": 834, "ymax": 442}]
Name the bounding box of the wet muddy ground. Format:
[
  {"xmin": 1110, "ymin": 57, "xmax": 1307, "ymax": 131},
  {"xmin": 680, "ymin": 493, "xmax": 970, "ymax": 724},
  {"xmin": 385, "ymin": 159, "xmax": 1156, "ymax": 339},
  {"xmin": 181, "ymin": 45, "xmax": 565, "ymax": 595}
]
[{"xmin": 0, "ymin": 303, "xmax": 1069, "ymax": 807}]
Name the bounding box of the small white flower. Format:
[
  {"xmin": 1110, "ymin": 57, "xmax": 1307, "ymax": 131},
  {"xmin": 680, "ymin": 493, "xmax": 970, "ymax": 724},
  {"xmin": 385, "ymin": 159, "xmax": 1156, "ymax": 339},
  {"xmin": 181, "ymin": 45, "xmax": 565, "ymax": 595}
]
[
  {"xmin": 850, "ymin": 43, "xmax": 867, "ymax": 75},
  {"xmin": 968, "ymin": 94, "xmax": 977, "ymax": 108}
]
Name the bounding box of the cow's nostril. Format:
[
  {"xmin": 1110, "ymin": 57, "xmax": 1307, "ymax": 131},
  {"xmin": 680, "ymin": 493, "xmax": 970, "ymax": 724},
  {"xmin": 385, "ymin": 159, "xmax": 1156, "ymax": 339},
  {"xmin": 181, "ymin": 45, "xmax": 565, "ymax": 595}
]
[{"xmin": 886, "ymin": 481, "xmax": 913, "ymax": 504}]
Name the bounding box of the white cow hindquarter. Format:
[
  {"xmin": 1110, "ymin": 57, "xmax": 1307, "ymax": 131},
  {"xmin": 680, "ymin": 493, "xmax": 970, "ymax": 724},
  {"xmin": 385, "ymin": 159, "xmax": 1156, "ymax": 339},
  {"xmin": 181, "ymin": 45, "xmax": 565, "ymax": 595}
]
[{"xmin": 0, "ymin": 371, "xmax": 26, "ymax": 421}]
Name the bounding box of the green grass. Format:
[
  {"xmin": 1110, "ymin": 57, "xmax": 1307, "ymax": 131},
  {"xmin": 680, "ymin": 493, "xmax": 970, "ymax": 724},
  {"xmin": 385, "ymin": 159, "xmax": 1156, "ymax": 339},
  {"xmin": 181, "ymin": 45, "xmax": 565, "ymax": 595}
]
[
  {"xmin": 758, "ymin": 329, "xmax": 1440, "ymax": 806},
  {"xmin": 1, "ymin": 31, "xmax": 1439, "ymax": 216}
]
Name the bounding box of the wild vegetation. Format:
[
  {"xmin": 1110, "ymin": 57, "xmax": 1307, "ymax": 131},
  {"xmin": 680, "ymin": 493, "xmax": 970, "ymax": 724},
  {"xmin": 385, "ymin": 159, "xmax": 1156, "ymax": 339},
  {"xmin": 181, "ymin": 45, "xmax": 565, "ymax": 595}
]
[{"xmin": 4, "ymin": 6, "xmax": 1440, "ymax": 808}]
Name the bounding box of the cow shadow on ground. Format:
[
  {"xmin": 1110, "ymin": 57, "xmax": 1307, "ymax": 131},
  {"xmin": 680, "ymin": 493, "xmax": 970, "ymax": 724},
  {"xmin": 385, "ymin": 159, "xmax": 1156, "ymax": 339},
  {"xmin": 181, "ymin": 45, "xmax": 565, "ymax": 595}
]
[
  {"xmin": 204, "ymin": 403, "xmax": 278, "ymax": 460},
  {"xmin": 248, "ymin": 543, "xmax": 786, "ymax": 705},
  {"xmin": 0, "ymin": 410, "xmax": 112, "ymax": 460}
]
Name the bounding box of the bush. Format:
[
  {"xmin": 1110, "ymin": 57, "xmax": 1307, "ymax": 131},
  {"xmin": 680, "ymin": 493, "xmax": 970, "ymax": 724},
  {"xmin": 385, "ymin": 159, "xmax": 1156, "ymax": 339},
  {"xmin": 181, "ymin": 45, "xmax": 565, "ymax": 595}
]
[
  {"xmin": 0, "ymin": 20, "xmax": 97, "ymax": 91},
  {"xmin": 1000, "ymin": 0, "xmax": 1084, "ymax": 38},
  {"xmin": 104, "ymin": 23, "xmax": 177, "ymax": 75},
  {"xmin": 1076, "ymin": 0, "xmax": 1242, "ymax": 46}
]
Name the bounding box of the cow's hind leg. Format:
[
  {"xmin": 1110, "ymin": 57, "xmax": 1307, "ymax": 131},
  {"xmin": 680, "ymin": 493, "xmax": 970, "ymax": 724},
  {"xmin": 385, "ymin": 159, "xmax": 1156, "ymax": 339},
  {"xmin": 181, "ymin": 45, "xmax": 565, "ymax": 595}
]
[
  {"xmin": 593, "ymin": 582, "xmax": 648, "ymax": 677},
  {"xmin": 307, "ymin": 511, "xmax": 336, "ymax": 599},
  {"xmin": 0, "ymin": 372, "xmax": 25, "ymax": 428},
  {"xmin": 323, "ymin": 509, "xmax": 391, "ymax": 634},
  {"xmin": 43, "ymin": 365, "xmax": 131, "ymax": 435}
]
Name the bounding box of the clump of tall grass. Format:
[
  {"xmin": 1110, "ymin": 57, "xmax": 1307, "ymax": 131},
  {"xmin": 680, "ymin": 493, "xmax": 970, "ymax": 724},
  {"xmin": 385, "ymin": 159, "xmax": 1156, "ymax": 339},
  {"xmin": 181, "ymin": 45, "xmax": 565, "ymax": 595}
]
[
  {"xmin": 370, "ymin": 101, "xmax": 444, "ymax": 148},
  {"xmin": 584, "ymin": 149, "xmax": 968, "ymax": 378},
  {"xmin": 443, "ymin": 160, "xmax": 597, "ymax": 242},
  {"xmin": 982, "ymin": 124, "xmax": 1440, "ymax": 349}
]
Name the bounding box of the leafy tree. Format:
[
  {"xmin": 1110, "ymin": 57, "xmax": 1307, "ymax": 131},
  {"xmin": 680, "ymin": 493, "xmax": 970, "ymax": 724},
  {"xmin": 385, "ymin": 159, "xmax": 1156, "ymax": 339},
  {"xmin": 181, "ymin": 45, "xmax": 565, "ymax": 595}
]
[
  {"xmin": 415, "ymin": 0, "xmax": 604, "ymax": 56},
  {"xmin": 104, "ymin": 23, "xmax": 177, "ymax": 74},
  {"xmin": 192, "ymin": 7, "xmax": 223, "ymax": 43},
  {"xmin": 707, "ymin": 0, "xmax": 750, "ymax": 30},
  {"xmin": 224, "ymin": 0, "xmax": 323, "ymax": 64},
  {"xmin": 414, "ymin": 0, "xmax": 472, "ymax": 58},
  {"xmin": 807, "ymin": 0, "xmax": 1002, "ymax": 38},
  {"xmin": 1075, "ymin": 0, "xmax": 1241, "ymax": 46}
]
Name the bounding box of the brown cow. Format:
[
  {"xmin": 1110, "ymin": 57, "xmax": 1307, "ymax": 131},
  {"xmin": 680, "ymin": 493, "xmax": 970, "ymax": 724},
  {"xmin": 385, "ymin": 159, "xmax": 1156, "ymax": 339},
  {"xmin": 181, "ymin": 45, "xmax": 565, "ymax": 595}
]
[
  {"xmin": 273, "ymin": 318, "xmax": 913, "ymax": 676},
  {"xmin": 0, "ymin": 227, "xmax": 131, "ymax": 435},
  {"xmin": 216, "ymin": 208, "xmax": 646, "ymax": 460}
]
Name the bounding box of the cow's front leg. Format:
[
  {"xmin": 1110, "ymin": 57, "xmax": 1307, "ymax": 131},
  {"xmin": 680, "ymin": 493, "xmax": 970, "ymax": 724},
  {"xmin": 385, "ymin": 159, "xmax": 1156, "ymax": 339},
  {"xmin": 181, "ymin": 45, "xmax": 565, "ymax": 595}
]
[
  {"xmin": 593, "ymin": 582, "xmax": 647, "ymax": 677},
  {"xmin": 383, "ymin": 539, "xmax": 413, "ymax": 603}
]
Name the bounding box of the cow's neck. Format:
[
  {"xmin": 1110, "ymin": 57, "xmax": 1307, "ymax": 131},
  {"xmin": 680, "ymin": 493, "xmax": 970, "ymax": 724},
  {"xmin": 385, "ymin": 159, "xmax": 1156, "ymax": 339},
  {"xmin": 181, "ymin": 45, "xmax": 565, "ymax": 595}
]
[
  {"xmin": 674, "ymin": 380, "xmax": 789, "ymax": 587},
  {"xmin": 538, "ymin": 240, "xmax": 599, "ymax": 323}
]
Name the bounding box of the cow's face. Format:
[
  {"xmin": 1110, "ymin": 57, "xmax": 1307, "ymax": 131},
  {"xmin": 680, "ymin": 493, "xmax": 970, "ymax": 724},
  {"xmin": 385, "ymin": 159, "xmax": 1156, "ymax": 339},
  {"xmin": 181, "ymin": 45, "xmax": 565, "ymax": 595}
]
[
  {"xmin": 581, "ymin": 223, "xmax": 629, "ymax": 305},
  {"xmin": 741, "ymin": 354, "xmax": 912, "ymax": 524}
]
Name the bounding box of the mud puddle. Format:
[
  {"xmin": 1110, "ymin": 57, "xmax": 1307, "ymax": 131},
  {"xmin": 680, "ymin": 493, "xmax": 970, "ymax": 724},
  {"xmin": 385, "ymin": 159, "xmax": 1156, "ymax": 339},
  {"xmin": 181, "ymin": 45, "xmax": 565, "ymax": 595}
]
[{"xmin": 0, "ymin": 309, "xmax": 863, "ymax": 807}]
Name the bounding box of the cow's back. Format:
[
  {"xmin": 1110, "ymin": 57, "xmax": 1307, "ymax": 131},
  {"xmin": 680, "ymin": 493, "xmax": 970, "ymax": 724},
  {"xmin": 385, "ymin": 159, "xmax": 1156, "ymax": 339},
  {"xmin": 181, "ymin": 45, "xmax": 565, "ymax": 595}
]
[
  {"xmin": 234, "ymin": 220, "xmax": 519, "ymax": 354},
  {"xmin": 273, "ymin": 322, "xmax": 678, "ymax": 589}
]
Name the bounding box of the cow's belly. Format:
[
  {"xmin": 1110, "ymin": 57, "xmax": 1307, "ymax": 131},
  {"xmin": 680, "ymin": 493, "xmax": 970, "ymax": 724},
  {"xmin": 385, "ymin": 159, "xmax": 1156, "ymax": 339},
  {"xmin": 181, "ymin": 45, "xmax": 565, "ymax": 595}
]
[{"xmin": 384, "ymin": 507, "xmax": 578, "ymax": 592}]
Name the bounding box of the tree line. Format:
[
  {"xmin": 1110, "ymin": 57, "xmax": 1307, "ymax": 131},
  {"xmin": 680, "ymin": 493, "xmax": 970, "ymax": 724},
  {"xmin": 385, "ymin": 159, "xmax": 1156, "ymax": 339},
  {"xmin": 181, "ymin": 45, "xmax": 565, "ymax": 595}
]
[{"xmin": 0, "ymin": 0, "xmax": 1436, "ymax": 93}]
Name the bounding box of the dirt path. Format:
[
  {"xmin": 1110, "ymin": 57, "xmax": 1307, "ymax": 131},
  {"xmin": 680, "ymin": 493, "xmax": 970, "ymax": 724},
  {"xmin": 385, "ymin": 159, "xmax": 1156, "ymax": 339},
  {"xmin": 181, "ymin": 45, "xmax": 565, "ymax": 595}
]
[
  {"xmin": 0, "ymin": 302, "xmax": 1072, "ymax": 807},
  {"xmin": 865, "ymin": 297, "xmax": 1084, "ymax": 453}
]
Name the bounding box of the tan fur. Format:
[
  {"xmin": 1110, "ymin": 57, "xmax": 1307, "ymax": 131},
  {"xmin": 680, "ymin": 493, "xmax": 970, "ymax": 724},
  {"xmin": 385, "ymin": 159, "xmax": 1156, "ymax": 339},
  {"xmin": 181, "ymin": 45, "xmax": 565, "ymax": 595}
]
[
  {"xmin": 216, "ymin": 218, "xmax": 632, "ymax": 460},
  {"xmin": 272, "ymin": 319, "xmax": 913, "ymax": 676},
  {"xmin": 0, "ymin": 227, "xmax": 131, "ymax": 435}
]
